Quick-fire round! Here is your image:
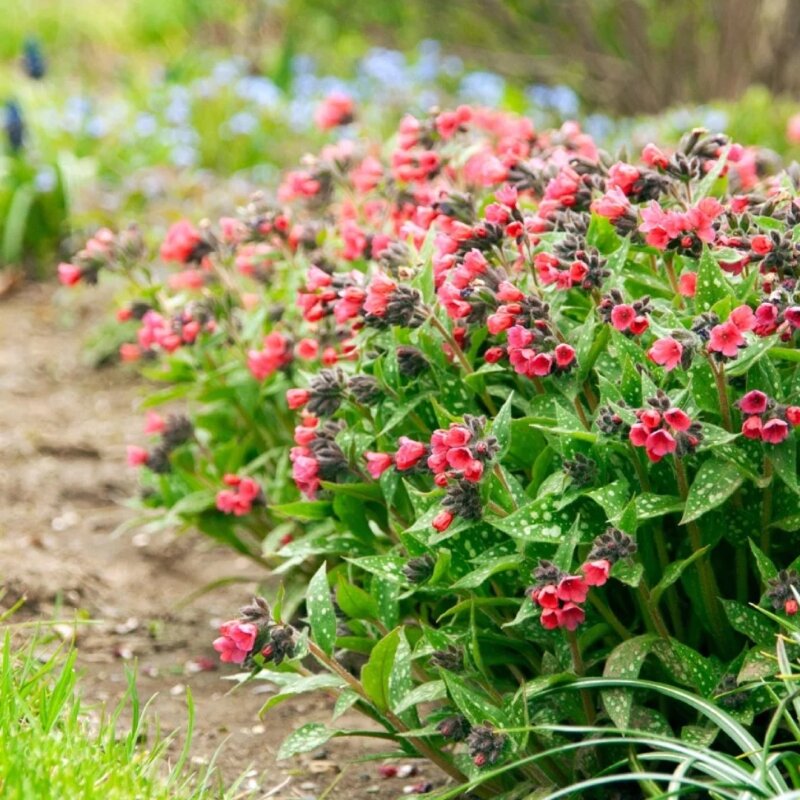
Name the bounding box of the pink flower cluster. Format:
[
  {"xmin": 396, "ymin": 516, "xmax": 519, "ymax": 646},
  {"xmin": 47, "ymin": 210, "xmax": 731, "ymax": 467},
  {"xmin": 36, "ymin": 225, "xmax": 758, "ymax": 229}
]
[
  {"xmin": 216, "ymin": 474, "xmax": 262, "ymax": 516},
  {"xmin": 531, "ymin": 560, "xmax": 610, "ymax": 631},
  {"xmin": 639, "ymin": 197, "xmax": 723, "ymax": 250},
  {"xmin": 290, "ymin": 416, "xmax": 321, "ymax": 498},
  {"xmin": 212, "ymin": 619, "xmax": 257, "ymax": 663},
  {"xmin": 247, "ymin": 332, "xmax": 293, "ymax": 380},
  {"xmin": 629, "ymin": 406, "xmax": 698, "ymax": 463},
  {"xmin": 314, "ymin": 92, "xmax": 355, "ymax": 130},
  {"xmin": 506, "ymin": 326, "xmax": 575, "ymax": 378},
  {"xmin": 130, "ymin": 308, "xmax": 215, "ymax": 357},
  {"xmin": 160, "ymin": 220, "xmax": 204, "ymax": 263},
  {"xmin": 738, "ymin": 391, "xmax": 800, "ymax": 444}
]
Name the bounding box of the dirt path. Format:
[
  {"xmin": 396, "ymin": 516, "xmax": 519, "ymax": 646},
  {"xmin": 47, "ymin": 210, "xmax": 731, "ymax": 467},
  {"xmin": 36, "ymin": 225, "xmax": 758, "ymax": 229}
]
[{"xmin": 0, "ymin": 283, "xmax": 437, "ymax": 799}]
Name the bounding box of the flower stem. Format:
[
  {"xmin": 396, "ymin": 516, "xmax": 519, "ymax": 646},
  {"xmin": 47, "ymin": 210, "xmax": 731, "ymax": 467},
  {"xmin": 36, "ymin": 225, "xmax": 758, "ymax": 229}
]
[
  {"xmin": 708, "ymin": 357, "xmax": 733, "ymax": 432},
  {"xmin": 760, "ymin": 456, "xmax": 774, "ymax": 560},
  {"xmin": 567, "ymin": 630, "xmax": 595, "ymax": 724},
  {"xmin": 674, "ymin": 457, "xmax": 736, "ymax": 656}
]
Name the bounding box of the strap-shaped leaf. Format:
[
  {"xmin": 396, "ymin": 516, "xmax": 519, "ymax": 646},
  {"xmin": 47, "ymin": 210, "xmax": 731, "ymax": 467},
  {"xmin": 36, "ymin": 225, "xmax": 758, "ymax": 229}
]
[{"xmin": 277, "ymin": 723, "xmax": 339, "ymax": 760}]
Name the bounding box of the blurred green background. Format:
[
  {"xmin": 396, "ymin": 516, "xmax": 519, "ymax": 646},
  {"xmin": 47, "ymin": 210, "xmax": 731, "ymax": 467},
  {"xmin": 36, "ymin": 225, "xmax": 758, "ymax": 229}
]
[{"xmin": 3, "ymin": 0, "xmax": 800, "ymax": 275}]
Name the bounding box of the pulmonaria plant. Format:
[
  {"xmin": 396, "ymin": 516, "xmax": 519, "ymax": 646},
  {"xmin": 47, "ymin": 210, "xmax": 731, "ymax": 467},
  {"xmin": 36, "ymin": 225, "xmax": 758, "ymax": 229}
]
[{"xmin": 66, "ymin": 108, "xmax": 800, "ymax": 795}]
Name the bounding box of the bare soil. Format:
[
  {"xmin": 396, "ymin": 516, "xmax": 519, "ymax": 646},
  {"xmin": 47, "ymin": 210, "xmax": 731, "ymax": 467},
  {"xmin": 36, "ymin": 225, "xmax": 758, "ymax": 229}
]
[{"xmin": 0, "ymin": 283, "xmax": 440, "ymax": 799}]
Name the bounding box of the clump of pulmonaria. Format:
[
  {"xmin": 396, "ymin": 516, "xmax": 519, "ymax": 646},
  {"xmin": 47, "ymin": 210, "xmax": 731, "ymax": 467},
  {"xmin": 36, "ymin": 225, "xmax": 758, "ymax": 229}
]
[
  {"xmin": 216, "ymin": 475, "xmax": 264, "ymax": 516},
  {"xmin": 466, "ymin": 724, "xmax": 507, "ymax": 768},
  {"xmin": 314, "ymin": 91, "xmax": 355, "ymax": 130},
  {"xmin": 766, "ymin": 570, "xmax": 800, "ymax": 616},
  {"xmin": 562, "ymin": 453, "xmax": 597, "ymax": 487},
  {"xmin": 629, "ymin": 391, "xmax": 702, "ymax": 462},
  {"xmin": 160, "ymin": 219, "xmax": 213, "ymax": 264},
  {"xmin": 706, "ymin": 306, "xmax": 756, "ymax": 360},
  {"xmin": 598, "ymin": 289, "xmax": 651, "ymax": 335},
  {"xmin": 213, "ymin": 619, "xmax": 258, "ymax": 664},
  {"xmin": 638, "ymin": 197, "xmax": 723, "ymax": 255},
  {"xmin": 582, "ymin": 527, "xmax": 638, "ymax": 587},
  {"xmin": 737, "ymin": 390, "xmax": 800, "ymax": 444},
  {"xmin": 126, "ymin": 413, "xmax": 196, "ymax": 475},
  {"xmin": 427, "ymin": 417, "xmax": 498, "ymax": 485}
]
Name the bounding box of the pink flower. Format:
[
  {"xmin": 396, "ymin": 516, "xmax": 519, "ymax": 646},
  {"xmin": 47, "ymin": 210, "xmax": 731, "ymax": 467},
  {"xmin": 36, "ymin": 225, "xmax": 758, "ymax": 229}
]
[
  {"xmin": 213, "ymin": 620, "xmax": 257, "ymax": 664},
  {"xmin": 664, "ymin": 408, "xmax": 691, "ymax": 431},
  {"xmin": 607, "ymin": 162, "xmax": 640, "ymax": 194},
  {"xmin": 762, "ymin": 418, "xmax": 789, "ymax": 445},
  {"xmin": 395, "ymin": 437, "xmax": 427, "ymax": 471},
  {"xmin": 581, "ymin": 560, "xmax": 610, "ymax": 587},
  {"xmin": 556, "ymin": 575, "xmax": 589, "ymax": 604},
  {"xmin": 678, "ymin": 272, "xmax": 697, "ymax": 297},
  {"xmin": 629, "ymin": 424, "xmax": 650, "ymax": 447},
  {"xmin": 365, "ymin": 452, "xmax": 393, "ymax": 478},
  {"xmin": 645, "ymin": 429, "xmax": 677, "ymax": 462},
  {"xmin": 144, "ymin": 411, "xmax": 166, "ymax": 434},
  {"xmin": 708, "ymin": 321, "xmax": 745, "ymax": 357},
  {"xmin": 291, "ymin": 453, "xmax": 320, "ymax": 498},
  {"xmin": 535, "ymin": 585, "xmax": 560, "ymax": 609},
  {"xmin": 648, "ymin": 338, "xmax": 683, "ymax": 371},
  {"xmin": 296, "ymin": 338, "xmax": 319, "ymax": 361},
  {"xmin": 787, "ymin": 113, "xmax": 800, "ymax": 145},
  {"xmin": 540, "ymin": 607, "xmax": 560, "ymax": 629},
  {"xmin": 741, "ymin": 416, "xmax": 763, "ymax": 440},
  {"xmin": 126, "ymin": 445, "xmax": 148, "ymax": 467},
  {"xmin": 642, "ymin": 143, "xmax": 669, "ymax": 169},
  {"xmin": 57, "ymin": 262, "xmax": 82, "ymax": 286},
  {"xmin": 314, "ymin": 92, "xmax": 355, "ymax": 130},
  {"xmin": 729, "ymin": 305, "xmax": 755, "ymax": 332},
  {"xmin": 160, "ymin": 220, "xmax": 202, "ymax": 263},
  {"xmin": 787, "ymin": 407, "xmax": 800, "ymax": 426},
  {"xmin": 750, "ymin": 234, "xmax": 773, "ymax": 255},
  {"xmin": 592, "ymin": 186, "xmax": 631, "ymax": 220},
  {"xmin": 610, "ymin": 304, "xmax": 636, "ymax": 331},
  {"xmin": 554, "ymin": 344, "xmax": 576, "ymax": 368},
  {"xmin": 739, "ymin": 390, "xmax": 768, "ymax": 415},
  {"xmin": 286, "ymin": 388, "xmax": 310, "ymax": 410},
  {"xmin": 556, "ymin": 603, "xmax": 586, "ymax": 631}
]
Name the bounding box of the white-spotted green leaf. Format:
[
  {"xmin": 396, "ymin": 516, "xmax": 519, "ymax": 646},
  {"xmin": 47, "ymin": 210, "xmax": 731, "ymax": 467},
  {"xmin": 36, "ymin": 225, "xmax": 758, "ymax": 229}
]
[
  {"xmin": 277, "ymin": 723, "xmax": 339, "ymax": 760},
  {"xmin": 635, "ymin": 493, "xmax": 684, "ymax": 520},
  {"xmin": 491, "ymin": 392, "xmax": 514, "ymax": 457},
  {"xmin": 332, "ymin": 688, "xmax": 359, "ymax": 721},
  {"xmin": 611, "ymin": 559, "xmax": 644, "ymax": 587},
  {"xmin": 680, "ymin": 459, "xmax": 743, "ymax": 524},
  {"xmin": 394, "ymin": 680, "xmax": 447, "ymax": 715},
  {"xmin": 374, "ymin": 575, "xmax": 399, "ymax": 628},
  {"xmin": 307, "ymin": 563, "xmax": 336, "ymax": 656},
  {"xmin": 602, "ymin": 635, "xmax": 657, "ymax": 727},
  {"xmin": 361, "ymin": 628, "xmax": 401, "ymax": 711},
  {"xmin": 724, "ymin": 334, "xmax": 777, "ymax": 377},
  {"xmin": 737, "ymin": 646, "xmax": 775, "ymax": 683},
  {"xmin": 443, "ymin": 672, "xmax": 509, "ymax": 728},
  {"xmin": 259, "ymin": 673, "xmax": 346, "ymax": 716},
  {"xmin": 388, "ymin": 629, "xmax": 414, "ymax": 722},
  {"xmin": 748, "ymin": 540, "xmax": 778, "ymax": 583},
  {"xmin": 452, "ymin": 555, "xmax": 521, "ymax": 590},
  {"xmin": 695, "ymin": 247, "xmax": 732, "ymax": 311},
  {"xmin": 652, "ymin": 639, "xmax": 718, "ymax": 695},
  {"xmin": 346, "ymin": 554, "xmax": 407, "ymax": 583},
  {"xmin": 650, "ymin": 546, "xmax": 709, "ymax": 605},
  {"xmin": 771, "ymin": 439, "xmax": 799, "ymax": 495},
  {"xmin": 490, "ymin": 495, "xmax": 589, "ymax": 543},
  {"xmin": 586, "ymin": 480, "xmax": 630, "ymax": 522},
  {"xmin": 720, "ymin": 599, "xmax": 776, "ymax": 644}
]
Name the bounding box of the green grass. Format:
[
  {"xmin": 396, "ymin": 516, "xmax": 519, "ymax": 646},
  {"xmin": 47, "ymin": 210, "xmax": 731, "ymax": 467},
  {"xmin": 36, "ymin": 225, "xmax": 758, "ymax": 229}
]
[{"xmin": 0, "ymin": 625, "xmax": 236, "ymax": 800}]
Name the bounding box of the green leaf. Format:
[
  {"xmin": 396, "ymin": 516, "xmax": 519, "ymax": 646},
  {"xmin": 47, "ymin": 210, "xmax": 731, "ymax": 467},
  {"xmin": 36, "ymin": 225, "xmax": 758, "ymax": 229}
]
[
  {"xmin": 491, "ymin": 392, "xmax": 514, "ymax": 457},
  {"xmin": 271, "ymin": 500, "xmax": 334, "ymax": 520},
  {"xmin": 680, "ymin": 459, "xmax": 744, "ymax": 524},
  {"xmin": 720, "ymin": 599, "xmax": 776, "ymax": 644},
  {"xmin": 332, "ymin": 689, "xmax": 359, "ymax": 721},
  {"xmin": 452, "ymin": 555, "xmax": 521, "ymax": 590},
  {"xmin": 611, "ymin": 559, "xmax": 644, "ymax": 587},
  {"xmin": 771, "ymin": 439, "xmax": 798, "ymax": 495},
  {"xmin": 724, "ymin": 335, "xmax": 778, "ymax": 377},
  {"xmin": 307, "ymin": 563, "xmax": 336, "ymax": 656},
  {"xmin": 602, "ymin": 635, "xmax": 657, "ymax": 727},
  {"xmin": 389, "ymin": 630, "xmax": 414, "ymax": 721},
  {"xmin": 442, "ymin": 672, "xmax": 508, "ymax": 728},
  {"xmin": 336, "ymin": 576, "xmax": 379, "ymax": 620},
  {"xmin": 259, "ymin": 673, "xmax": 346, "ymax": 716},
  {"xmin": 347, "ymin": 555, "xmax": 407, "ymax": 583},
  {"xmin": 695, "ymin": 247, "xmax": 731, "ymax": 311},
  {"xmin": 394, "ymin": 680, "xmax": 447, "ymax": 715},
  {"xmin": 635, "ymin": 494, "xmax": 684, "ymax": 520},
  {"xmin": 650, "ymin": 547, "xmax": 709, "ymax": 605},
  {"xmin": 361, "ymin": 628, "xmax": 401, "ymax": 711},
  {"xmin": 277, "ymin": 723, "xmax": 338, "ymax": 760},
  {"xmin": 652, "ymin": 639, "xmax": 718, "ymax": 695},
  {"xmin": 586, "ymin": 479, "xmax": 630, "ymax": 522},
  {"xmin": 748, "ymin": 540, "xmax": 778, "ymax": 583}
]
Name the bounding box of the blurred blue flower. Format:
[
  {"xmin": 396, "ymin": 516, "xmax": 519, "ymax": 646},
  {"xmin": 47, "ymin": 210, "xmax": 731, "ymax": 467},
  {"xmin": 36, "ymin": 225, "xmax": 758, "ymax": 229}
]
[
  {"xmin": 170, "ymin": 144, "xmax": 198, "ymax": 168},
  {"xmin": 236, "ymin": 76, "xmax": 280, "ymax": 108},
  {"xmin": 228, "ymin": 111, "xmax": 258, "ymax": 135},
  {"xmin": 359, "ymin": 48, "xmax": 408, "ymax": 87},
  {"xmin": 459, "ymin": 72, "xmax": 505, "ymax": 106},
  {"xmin": 34, "ymin": 166, "xmax": 57, "ymax": 193},
  {"xmin": 134, "ymin": 113, "xmax": 158, "ymax": 137}
]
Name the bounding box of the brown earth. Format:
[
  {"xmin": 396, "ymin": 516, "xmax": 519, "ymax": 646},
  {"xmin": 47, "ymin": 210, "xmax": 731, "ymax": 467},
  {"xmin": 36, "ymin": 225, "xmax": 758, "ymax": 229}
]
[{"xmin": 0, "ymin": 283, "xmax": 441, "ymax": 799}]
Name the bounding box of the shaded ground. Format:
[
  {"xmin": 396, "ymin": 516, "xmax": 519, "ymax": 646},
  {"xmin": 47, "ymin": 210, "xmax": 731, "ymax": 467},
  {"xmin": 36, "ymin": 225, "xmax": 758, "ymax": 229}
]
[{"xmin": 0, "ymin": 283, "xmax": 439, "ymax": 799}]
